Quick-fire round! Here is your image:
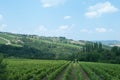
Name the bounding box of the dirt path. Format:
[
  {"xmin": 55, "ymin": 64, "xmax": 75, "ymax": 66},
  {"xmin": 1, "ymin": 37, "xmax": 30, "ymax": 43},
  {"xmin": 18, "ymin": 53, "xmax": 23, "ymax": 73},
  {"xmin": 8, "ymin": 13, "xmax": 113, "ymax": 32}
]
[
  {"xmin": 79, "ymin": 65, "xmax": 90, "ymax": 80},
  {"xmin": 55, "ymin": 65, "xmax": 69, "ymax": 80},
  {"xmin": 42, "ymin": 63, "xmax": 90, "ymax": 80},
  {"xmin": 68, "ymin": 63, "xmax": 78, "ymax": 80}
]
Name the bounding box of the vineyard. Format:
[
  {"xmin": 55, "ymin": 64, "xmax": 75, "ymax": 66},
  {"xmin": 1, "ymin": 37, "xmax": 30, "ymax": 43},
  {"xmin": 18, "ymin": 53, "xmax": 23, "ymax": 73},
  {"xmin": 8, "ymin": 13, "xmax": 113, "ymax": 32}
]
[{"xmin": 4, "ymin": 59, "xmax": 120, "ymax": 80}]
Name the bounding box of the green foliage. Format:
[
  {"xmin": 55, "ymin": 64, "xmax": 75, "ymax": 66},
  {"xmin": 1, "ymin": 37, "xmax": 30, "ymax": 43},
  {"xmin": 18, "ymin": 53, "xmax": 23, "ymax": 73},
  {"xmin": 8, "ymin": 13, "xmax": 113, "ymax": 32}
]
[
  {"xmin": 5, "ymin": 59, "xmax": 68, "ymax": 80},
  {"xmin": 0, "ymin": 53, "xmax": 7, "ymax": 80},
  {"xmin": 0, "ymin": 38, "xmax": 7, "ymax": 44},
  {"xmin": 0, "ymin": 32, "xmax": 120, "ymax": 64},
  {"xmin": 3, "ymin": 59, "xmax": 120, "ymax": 80},
  {"xmin": 77, "ymin": 42, "xmax": 120, "ymax": 64},
  {"xmin": 62, "ymin": 63, "xmax": 72, "ymax": 80},
  {"xmin": 80, "ymin": 62, "xmax": 120, "ymax": 80},
  {"xmin": 0, "ymin": 32, "xmax": 82, "ymax": 60},
  {"xmin": 0, "ymin": 44, "xmax": 55, "ymax": 59},
  {"xmin": 48, "ymin": 62, "xmax": 69, "ymax": 80}
]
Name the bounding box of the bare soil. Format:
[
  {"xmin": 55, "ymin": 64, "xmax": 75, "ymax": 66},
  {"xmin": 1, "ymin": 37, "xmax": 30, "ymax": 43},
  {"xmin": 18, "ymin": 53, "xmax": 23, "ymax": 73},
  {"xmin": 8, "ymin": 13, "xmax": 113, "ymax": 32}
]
[{"xmin": 55, "ymin": 65, "xmax": 69, "ymax": 80}]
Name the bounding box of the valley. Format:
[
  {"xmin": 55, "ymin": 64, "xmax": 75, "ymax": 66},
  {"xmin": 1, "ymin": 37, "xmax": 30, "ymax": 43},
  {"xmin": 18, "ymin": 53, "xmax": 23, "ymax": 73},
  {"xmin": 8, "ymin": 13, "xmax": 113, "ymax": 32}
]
[{"xmin": 0, "ymin": 32, "xmax": 120, "ymax": 80}]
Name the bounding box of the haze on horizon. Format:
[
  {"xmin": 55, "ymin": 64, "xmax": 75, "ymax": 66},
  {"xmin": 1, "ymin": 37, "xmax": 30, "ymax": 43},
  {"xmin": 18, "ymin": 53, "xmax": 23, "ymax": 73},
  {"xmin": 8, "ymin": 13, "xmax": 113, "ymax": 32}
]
[{"xmin": 0, "ymin": 0, "xmax": 120, "ymax": 40}]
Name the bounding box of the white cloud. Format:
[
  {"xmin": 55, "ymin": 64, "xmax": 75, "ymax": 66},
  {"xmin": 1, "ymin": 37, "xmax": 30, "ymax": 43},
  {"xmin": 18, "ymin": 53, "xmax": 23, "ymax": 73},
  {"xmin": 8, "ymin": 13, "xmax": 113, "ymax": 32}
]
[
  {"xmin": 0, "ymin": 24, "xmax": 7, "ymax": 31},
  {"xmin": 85, "ymin": 1, "xmax": 118, "ymax": 18},
  {"xmin": 80, "ymin": 27, "xmax": 113, "ymax": 33},
  {"xmin": 64, "ymin": 16, "xmax": 71, "ymax": 19},
  {"xmin": 34, "ymin": 25, "xmax": 48, "ymax": 36},
  {"xmin": 80, "ymin": 29, "xmax": 89, "ymax": 32},
  {"xmin": 59, "ymin": 25, "xmax": 69, "ymax": 30},
  {"xmin": 95, "ymin": 27, "xmax": 113, "ymax": 33},
  {"xmin": 56, "ymin": 24, "xmax": 73, "ymax": 36},
  {"xmin": 95, "ymin": 28, "xmax": 107, "ymax": 32},
  {"xmin": 40, "ymin": 0, "xmax": 66, "ymax": 8},
  {"xmin": 0, "ymin": 14, "xmax": 3, "ymax": 20},
  {"xmin": 37, "ymin": 25, "xmax": 47, "ymax": 32},
  {"xmin": 35, "ymin": 24, "xmax": 74, "ymax": 37}
]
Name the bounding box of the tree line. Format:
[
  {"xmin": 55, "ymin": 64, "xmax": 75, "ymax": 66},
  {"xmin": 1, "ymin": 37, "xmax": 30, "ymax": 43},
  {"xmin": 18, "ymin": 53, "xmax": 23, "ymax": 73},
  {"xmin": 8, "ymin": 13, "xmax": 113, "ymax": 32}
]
[
  {"xmin": 0, "ymin": 41, "xmax": 120, "ymax": 63},
  {"xmin": 70, "ymin": 42, "xmax": 120, "ymax": 64}
]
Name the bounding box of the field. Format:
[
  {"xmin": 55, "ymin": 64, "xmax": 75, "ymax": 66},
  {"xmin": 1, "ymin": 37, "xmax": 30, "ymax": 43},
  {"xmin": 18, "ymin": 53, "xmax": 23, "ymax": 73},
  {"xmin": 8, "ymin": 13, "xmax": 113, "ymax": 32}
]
[{"xmin": 4, "ymin": 59, "xmax": 120, "ymax": 80}]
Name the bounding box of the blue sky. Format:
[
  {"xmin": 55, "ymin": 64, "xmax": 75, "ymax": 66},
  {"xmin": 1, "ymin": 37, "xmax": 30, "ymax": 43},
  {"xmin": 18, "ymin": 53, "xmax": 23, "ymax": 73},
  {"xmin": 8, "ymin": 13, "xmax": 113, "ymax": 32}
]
[{"xmin": 0, "ymin": 0, "xmax": 120, "ymax": 40}]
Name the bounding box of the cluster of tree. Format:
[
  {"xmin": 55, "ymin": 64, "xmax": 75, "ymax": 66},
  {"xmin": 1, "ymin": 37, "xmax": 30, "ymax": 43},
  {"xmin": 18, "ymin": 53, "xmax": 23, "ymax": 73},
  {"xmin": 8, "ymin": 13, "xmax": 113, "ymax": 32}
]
[
  {"xmin": 70, "ymin": 42, "xmax": 120, "ymax": 64},
  {"xmin": 111, "ymin": 46, "xmax": 120, "ymax": 63},
  {"xmin": 0, "ymin": 44, "xmax": 55, "ymax": 59}
]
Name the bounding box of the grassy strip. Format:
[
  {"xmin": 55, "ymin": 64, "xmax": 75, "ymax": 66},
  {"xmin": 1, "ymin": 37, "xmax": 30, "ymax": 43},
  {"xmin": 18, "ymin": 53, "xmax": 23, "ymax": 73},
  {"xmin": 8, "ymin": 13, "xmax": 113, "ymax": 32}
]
[
  {"xmin": 76, "ymin": 63, "xmax": 84, "ymax": 80},
  {"xmin": 80, "ymin": 62, "xmax": 100, "ymax": 80},
  {"xmin": 62, "ymin": 62, "xmax": 73, "ymax": 80},
  {"xmin": 86, "ymin": 63, "xmax": 119, "ymax": 80}
]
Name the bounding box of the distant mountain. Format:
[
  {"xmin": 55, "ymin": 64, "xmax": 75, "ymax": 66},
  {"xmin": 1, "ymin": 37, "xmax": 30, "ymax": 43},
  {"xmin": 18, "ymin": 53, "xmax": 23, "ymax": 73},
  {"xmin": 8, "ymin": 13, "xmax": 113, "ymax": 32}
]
[{"xmin": 92, "ymin": 40, "xmax": 120, "ymax": 47}]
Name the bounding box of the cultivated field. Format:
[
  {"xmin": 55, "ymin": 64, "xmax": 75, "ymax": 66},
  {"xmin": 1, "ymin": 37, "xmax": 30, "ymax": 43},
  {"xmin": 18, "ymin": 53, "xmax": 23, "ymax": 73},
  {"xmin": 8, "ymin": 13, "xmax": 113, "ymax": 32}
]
[{"xmin": 4, "ymin": 59, "xmax": 120, "ymax": 80}]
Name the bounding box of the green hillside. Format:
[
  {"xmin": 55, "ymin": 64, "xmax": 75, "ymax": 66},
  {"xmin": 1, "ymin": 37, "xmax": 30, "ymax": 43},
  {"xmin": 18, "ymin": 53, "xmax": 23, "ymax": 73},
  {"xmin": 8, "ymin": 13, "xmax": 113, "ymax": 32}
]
[
  {"xmin": 0, "ymin": 32, "xmax": 85, "ymax": 47},
  {"xmin": 0, "ymin": 38, "xmax": 7, "ymax": 44},
  {"xmin": 0, "ymin": 32, "xmax": 85, "ymax": 60},
  {"xmin": 0, "ymin": 32, "xmax": 120, "ymax": 64}
]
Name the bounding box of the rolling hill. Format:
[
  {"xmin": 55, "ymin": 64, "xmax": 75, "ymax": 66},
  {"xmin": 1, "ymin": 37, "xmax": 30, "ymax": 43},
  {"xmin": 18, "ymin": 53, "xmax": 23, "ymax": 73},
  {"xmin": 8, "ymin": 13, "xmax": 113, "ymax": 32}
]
[
  {"xmin": 0, "ymin": 32, "xmax": 87, "ymax": 60},
  {"xmin": 0, "ymin": 32, "xmax": 120, "ymax": 64}
]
